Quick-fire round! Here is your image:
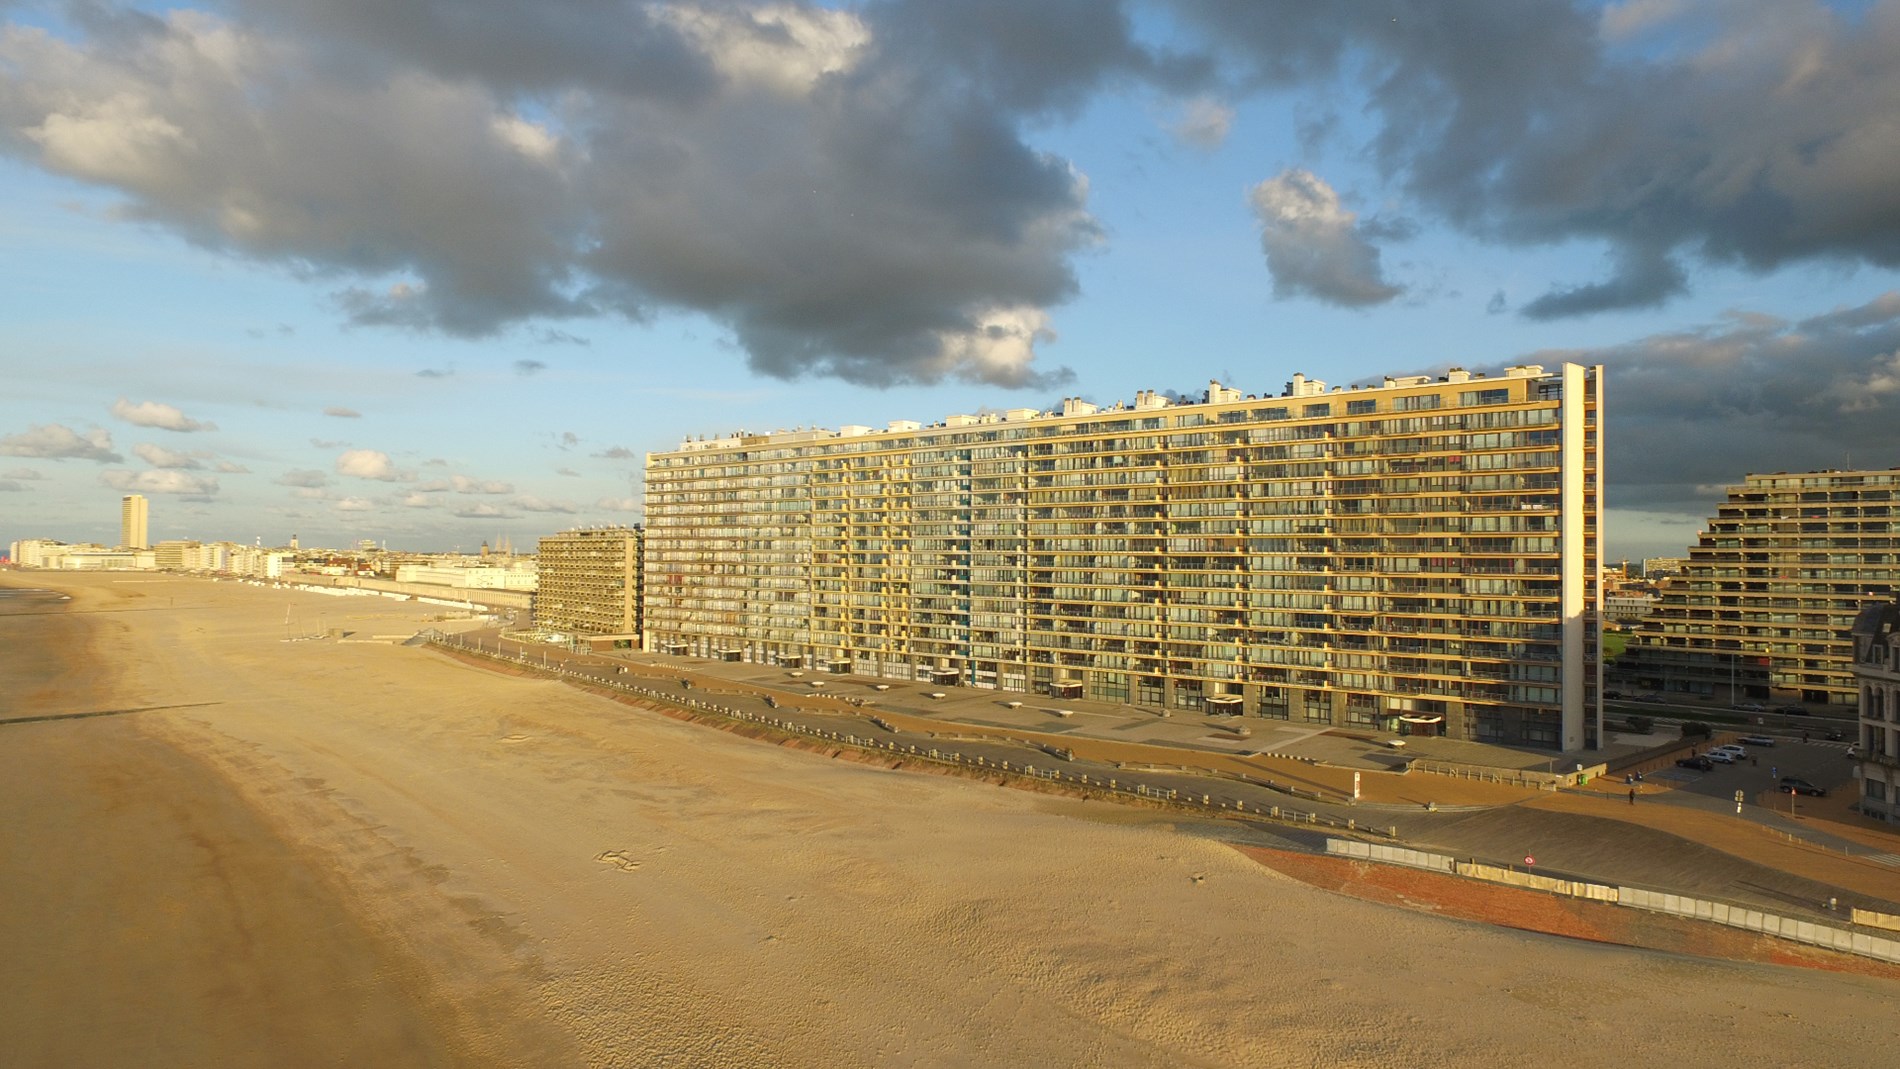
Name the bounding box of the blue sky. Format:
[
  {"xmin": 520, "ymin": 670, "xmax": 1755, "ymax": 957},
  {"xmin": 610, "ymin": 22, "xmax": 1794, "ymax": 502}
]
[{"xmin": 4, "ymin": 1, "xmax": 1899, "ymax": 560}]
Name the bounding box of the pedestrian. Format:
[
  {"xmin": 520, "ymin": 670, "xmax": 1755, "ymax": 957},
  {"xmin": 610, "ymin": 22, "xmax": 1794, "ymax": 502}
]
[
  {"xmin": 1625, "ymin": 773, "xmax": 1633, "ymax": 786},
  {"xmin": 1628, "ymin": 787, "xmax": 1636, "ymax": 804}
]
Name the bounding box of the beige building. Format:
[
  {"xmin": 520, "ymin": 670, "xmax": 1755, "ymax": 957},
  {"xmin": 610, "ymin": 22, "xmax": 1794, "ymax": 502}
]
[
  {"xmin": 1617, "ymin": 469, "xmax": 1900, "ymax": 710},
  {"xmin": 534, "ymin": 527, "xmax": 643, "ymax": 641},
  {"xmin": 646, "ymin": 363, "xmax": 1603, "ymax": 750},
  {"xmin": 1849, "ymin": 600, "xmax": 1900, "ymax": 823},
  {"xmin": 121, "ymin": 494, "xmax": 149, "ymax": 550}
]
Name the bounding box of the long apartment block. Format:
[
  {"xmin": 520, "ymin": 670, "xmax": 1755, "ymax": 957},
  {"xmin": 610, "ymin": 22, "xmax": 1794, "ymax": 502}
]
[
  {"xmin": 1618, "ymin": 469, "xmax": 1900, "ymax": 710},
  {"xmin": 645, "ymin": 363, "xmax": 1602, "ymax": 749}
]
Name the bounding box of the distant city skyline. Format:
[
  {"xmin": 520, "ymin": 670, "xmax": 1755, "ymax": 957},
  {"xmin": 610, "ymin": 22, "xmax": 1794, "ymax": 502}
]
[{"xmin": 5, "ymin": 2, "xmax": 1900, "ymax": 558}]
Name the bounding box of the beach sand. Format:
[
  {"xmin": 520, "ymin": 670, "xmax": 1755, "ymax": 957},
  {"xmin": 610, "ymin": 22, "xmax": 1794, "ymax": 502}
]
[{"xmin": 2, "ymin": 572, "xmax": 1893, "ymax": 1068}]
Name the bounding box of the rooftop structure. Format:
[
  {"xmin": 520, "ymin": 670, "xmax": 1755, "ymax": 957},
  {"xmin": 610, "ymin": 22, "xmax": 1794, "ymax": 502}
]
[
  {"xmin": 645, "ymin": 363, "xmax": 1602, "ymax": 750},
  {"xmin": 1616, "ymin": 469, "xmax": 1900, "ymax": 710}
]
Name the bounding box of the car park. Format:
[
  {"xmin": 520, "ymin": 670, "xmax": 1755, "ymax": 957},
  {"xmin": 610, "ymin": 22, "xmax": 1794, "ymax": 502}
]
[
  {"xmin": 1738, "ymin": 734, "xmax": 1776, "ymax": 747},
  {"xmin": 1704, "ymin": 749, "xmax": 1737, "ymax": 764},
  {"xmin": 1675, "ymin": 755, "xmax": 1714, "ymax": 771},
  {"xmin": 1778, "ymin": 777, "xmax": 1827, "ymax": 797}
]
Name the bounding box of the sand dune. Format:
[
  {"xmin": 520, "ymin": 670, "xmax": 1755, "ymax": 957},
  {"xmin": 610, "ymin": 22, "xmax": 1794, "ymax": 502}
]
[{"xmin": 2, "ymin": 573, "xmax": 1892, "ymax": 1068}]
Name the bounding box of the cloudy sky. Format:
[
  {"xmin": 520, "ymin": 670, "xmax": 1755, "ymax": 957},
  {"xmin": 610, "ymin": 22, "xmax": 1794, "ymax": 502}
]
[{"xmin": 3, "ymin": 0, "xmax": 1898, "ymax": 559}]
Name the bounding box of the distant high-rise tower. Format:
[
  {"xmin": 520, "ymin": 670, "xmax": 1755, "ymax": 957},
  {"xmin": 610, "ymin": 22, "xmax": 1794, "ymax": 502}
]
[
  {"xmin": 120, "ymin": 494, "xmax": 149, "ymax": 549},
  {"xmin": 290, "ymin": 533, "xmax": 299, "ymax": 551}
]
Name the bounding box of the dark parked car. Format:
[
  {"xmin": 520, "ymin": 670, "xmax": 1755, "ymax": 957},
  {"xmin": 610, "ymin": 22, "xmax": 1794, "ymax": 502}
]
[
  {"xmin": 1825, "ymin": 728, "xmax": 1845, "ymax": 741},
  {"xmin": 1776, "ymin": 704, "xmax": 1810, "ymax": 716},
  {"xmin": 1778, "ymin": 777, "xmax": 1827, "ymax": 797},
  {"xmin": 1675, "ymin": 755, "xmax": 1715, "ymax": 771},
  {"xmin": 1738, "ymin": 734, "xmax": 1776, "ymax": 747}
]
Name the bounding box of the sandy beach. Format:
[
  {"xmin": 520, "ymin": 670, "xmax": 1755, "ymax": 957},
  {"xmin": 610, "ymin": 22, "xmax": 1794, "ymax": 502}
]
[{"xmin": 2, "ymin": 572, "xmax": 1894, "ymax": 1068}]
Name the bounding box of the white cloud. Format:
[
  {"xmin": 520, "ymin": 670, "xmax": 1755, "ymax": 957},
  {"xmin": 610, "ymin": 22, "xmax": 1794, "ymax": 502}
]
[
  {"xmin": 595, "ymin": 496, "xmax": 641, "ymax": 512},
  {"xmin": 275, "ymin": 469, "xmax": 330, "ymax": 488},
  {"xmin": 1249, "ymin": 169, "xmax": 1403, "ymax": 307},
  {"xmin": 110, "ymin": 397, "xmax": 216, "ymax": 432},
  {"xmin": 452, "ymin": 502, "xmax": 516, "ymax": 519},
  {"xmin": 333, "ymin": 496, "xmax": 375, "ymax": 512},
  {"xmin": 0, "ymin": 423, "xmax": 122, "ymax": 462},
  {"xmin": 133, "ymin": 442, "xmax": 204, "ymax": 469},
  {"xmin": 335, "ymin": 448, "xmax": 407, "ymax": 481},
  {"xmin": 215, "ymin": 460, "xmax": 251, "ymax": 474},
  {"xmin": 3, "ymin": 467, "xmax": 48, "ymax": 480},
  {"xmin": 1172, "ymin": 96, "xmax": 1233, "ymax": 149},
  {"xmin": 514, "ymin": 496, "xmax": 576, "ymax": 513},
  {"xmin": 450, "ymin": 474, "xmax": 514, "ymax": 494},
  {"xmin": 101, "ymin": 469, "xmax": 219, "ymax": 496}
]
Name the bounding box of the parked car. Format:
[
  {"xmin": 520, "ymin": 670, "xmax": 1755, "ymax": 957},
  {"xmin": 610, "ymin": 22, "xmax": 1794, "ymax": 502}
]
[
  {"xmin": 1736, "ymin": 702, "xmax": 1765, "ymax": 712},
  {"xmin": 1738, "ymin": 734, "xmax": 1777, "ymax": 747},
  {"xmin": 1712, "ymin": 744, "xmax": 1747, "ymax": 758},
  {"xmin": 1675, "ymin": 755, "xmax": 1715, "ymax": 771},
  {"xmin": 1825, "ymin": 728, "xmax": 1845, "ymax": 741},
  {"xmin": 1778, "ymin": 777, "xmax": 1827, "ymax": 797},
  {"xmin": 1704, "ymin": 749, "xmax": 1737, "ymax": 764},
  {"xmin": 1776, "ymin": 704, "xmax": 1810, "ymax": 716}
]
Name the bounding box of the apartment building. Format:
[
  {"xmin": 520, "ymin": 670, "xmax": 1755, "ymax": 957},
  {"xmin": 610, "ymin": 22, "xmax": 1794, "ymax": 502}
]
[
  {"xmin": 535, "ymin": 527, "xmax": 643, "ymax": 641},
  {"xmin": 1849, "ymin": 600, "xmax": 1900, "ymax": 823},
  {"xmin": 1615, "ymin": 469, "xmax": 1900, "ymax": 711},
  {"xmin": 121, "ymin": 493, "xmax": 149, "ymax": 550},
  {"xmin": 645, "ymin": 363, "xmax": 1602, "ymax": 750}
]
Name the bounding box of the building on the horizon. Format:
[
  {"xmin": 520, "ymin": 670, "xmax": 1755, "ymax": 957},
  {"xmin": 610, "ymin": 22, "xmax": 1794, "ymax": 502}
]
[
  {"xmin": 534, "ymin": 527, "xmax": 643, "ymax": 644},
  {"xmin": 1614, "ymin": 469, "xmax": 1900, "ymax": 711},
  {"xmin": 120, "ymin": 494, "xmax": 149, "ymax": 550},
  {"xmin": 645, "ymin": 363, "xmax": 1603, "ymax": 750},
  {"xmin": 1848, "ymin": 599, "xmax": 1899, "ymax": 823}
]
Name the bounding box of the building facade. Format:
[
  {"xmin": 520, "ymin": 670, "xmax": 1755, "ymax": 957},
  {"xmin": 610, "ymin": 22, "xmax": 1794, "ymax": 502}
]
[
  {"xmin": 1849, "ymin": 600, "xmax": 1900, "ymax": 823},
  {"xmin": 1615, "ymin": 469, "xmax": 1900, "ymax": 711},
  {"xmin": 121, "ymin": 494, "xmax": 149, "ymax": 550},
  {"xmin": 535, "ymin": 527, "xmax": 643, "ymax": 640},
  {"xmin": 646, "ymin": 363, "xmax": 1602, "ymax": 749}
]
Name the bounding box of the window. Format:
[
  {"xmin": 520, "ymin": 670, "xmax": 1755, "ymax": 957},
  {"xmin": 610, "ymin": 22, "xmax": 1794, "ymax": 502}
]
[
  {"xmin": 1346, "ymin": 398, "xmax": 1377, "ymax": 415},
  {"xmin": 1394, "ymin": 394, "xmax": 1441, "ymax": 412},
  {"xmin": 1303, "ymin": 403, "xmax": 1332, "ymax": 418},
  {"xmin": 1459, "ymin": 388, "xmax": 1510, "ymax": 406}
]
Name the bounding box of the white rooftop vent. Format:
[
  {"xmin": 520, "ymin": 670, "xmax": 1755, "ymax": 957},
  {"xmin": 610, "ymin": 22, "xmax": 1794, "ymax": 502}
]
[
  {"xmin": 1286, "ymin": 373, "xmax": 1327, "ymax": 397},
  {"xmin": 887, "ymin": 420, "xmax": 920, "ymax": 432},
  {"xmin": 1505, "ymin": 364, "xmax": 1546, "ymax": 378},
  {"xmin": 839, "ymin": 424, "xmax": 873, "ymax": 437}
]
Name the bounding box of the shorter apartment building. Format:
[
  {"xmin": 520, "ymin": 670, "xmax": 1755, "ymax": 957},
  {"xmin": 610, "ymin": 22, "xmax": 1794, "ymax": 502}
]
[
  {"xmin": 1616, "ymin": 469, "xmax": 1900, "ymax": 709},
  {"xmin": 535, "ymin": 527, "xmax": 643, "ymax": 642},
  {"xmin": 1849, "ymin": 601, "xmax": 1900, "ymax": 823}
]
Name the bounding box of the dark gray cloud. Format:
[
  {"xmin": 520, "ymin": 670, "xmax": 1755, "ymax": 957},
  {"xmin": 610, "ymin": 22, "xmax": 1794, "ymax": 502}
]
[
  {"xmin": 0, "ymin": 1, "xmax": 1105, "ymax": 386},
  {"xmin": 1174, "ymin": 0, "xmax": 1900, "ymax": 315},
  {"xmin": 6, "ymin": 0, "xmax": 1895, "ymax": 385},
  {"xmin": 1500, "ymin": 291, "xmax": 1900, "ymax": 512},
  {"xmin": 514, "ymin": 359, "xmax": 546, "ymax": 375},
  {"xmin": 592, "ymin": 446, "xmax": 636, "ymax": 460},
  {"xmin": 1248, "ymin": 168, "xmax": 1402, "ymax": 306}
]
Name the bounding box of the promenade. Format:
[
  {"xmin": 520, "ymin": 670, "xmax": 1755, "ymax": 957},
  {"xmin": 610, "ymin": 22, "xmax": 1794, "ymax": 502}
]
[{"xmin": 468, "ymin": 626, "xmax": 1900, "ymax": 922}]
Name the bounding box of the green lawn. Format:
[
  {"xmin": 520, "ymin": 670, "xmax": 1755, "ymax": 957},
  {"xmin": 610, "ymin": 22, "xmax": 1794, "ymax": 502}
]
[{"xmin": 1601, "ymin": 630, "xmax": 1630, "ymax": 660}]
